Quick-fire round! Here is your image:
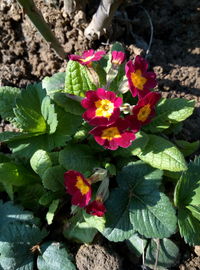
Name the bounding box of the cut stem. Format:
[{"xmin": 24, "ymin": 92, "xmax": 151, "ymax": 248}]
[{"xmin": 17, "ymin": 0, "xmax": 65, "ymax": 59}]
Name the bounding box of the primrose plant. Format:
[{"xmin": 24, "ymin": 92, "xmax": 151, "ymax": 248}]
[{"xmin": 0, "ymin": 43, "xmax": 200, "ymax": 270}]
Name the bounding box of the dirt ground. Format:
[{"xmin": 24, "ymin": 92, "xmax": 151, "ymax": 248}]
[{"xmin": 0, "ymin": 0, "xmax": 200, "ymax": 269}]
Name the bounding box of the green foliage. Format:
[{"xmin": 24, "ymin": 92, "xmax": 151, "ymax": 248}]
[
  {"xmin": 59, "ymin": 144, "xmax": 100, "ymax": 174},
  {"xmin": 103, "ymin": 162, "xmax": 177, "ymax": 241},
  {"xmin": 174, "ymin": 139, "xmax": 199, "ymax": 157},
  {"xmin": 37, "ymin": 242, "xmax": 76, "ymax": 270},
  {"xmin": 174, "ymin": 157, "xmax": 200, "ymax": 245},
  {"xmin": 30, "ymin": 149, "xmax": 52, "ymax": 178},
  {"xmin": 137, "ymin": 134, "xmax": 187, "ymax": 172},
  {"xmin": 65, "ymin": 60, "xmax": 96, "ymax": 96},
  {"xmin": 42, "ymin": 165, "xmax": 65, "ymax": 192},
  {"xmin": 145, "ymin": 98, "xmax": 195, "ymax": 133},
  {"xmin": 126, "ymin": 233, "xmax": 147, "ymax": 257},
  {"xmin": 46, "ymin": 199, "xmax": 60, "ymax": 225},
  {"xmin": 42, "ymin": 72, "xmax": 65, "ymax": 95},
  {"xmin": 145, "ymin": 238, "xmax": 179, "ymax": 270},
  {"xmin": 0, "ymin": 86, "xmax": 21, "ymax": 121}
]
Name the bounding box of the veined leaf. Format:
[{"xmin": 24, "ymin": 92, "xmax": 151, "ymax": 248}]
[
  {"xmin": 174, "ymin": 157, "xmax": 200, "ymax": 245},
  {"xmin": 145, "ymin": 238, "xmax": 179, "ymax": 270},
  {"xmin": 126, "ymin": 233, "xmax": 148, "ymax": 257},
  {"xmin": 42, "ymin": 165, "xmax": 65, "ymax": 193},
  {"xmin": 0, "ymin": 86, "xmax": 21, "ymax": 121},
  {"xmin": 65, "ymin": 60, "xmax": 96, "ymax": 96},
  {"xmin": 137, "ymin": 134, "xmax": 187, "ymax": 172},
  {"xmin": 37, "ymin": 242, "xmax": 76, "ymax": 270},
  {"xmin": 46, "ymin": 199, "xmax": 60, "ymax": 225},
  {"xmin": 30, "ymin": 150, "xmax": 52, "ymax": 178},
  {"xmin": 174, "ymin": 139, "xmax": 199, "ymax": 157},
  {"xmin": 145, "ymin": 98, "xmax": 195, "ymax": 133},
  {"xmin": 41, "ymin": 96, "xmax": 58, "ymax": 134},
  {"xmin": 59, "ymin": 144, "xmax": 100, "ymax": 174},
  {"xmin": 42, "ymin": 72, "xmax": 65, "ymax": 95},
  {"xmin": 13, "ymin": 83, "xmax": 47, "ymax": 133}
]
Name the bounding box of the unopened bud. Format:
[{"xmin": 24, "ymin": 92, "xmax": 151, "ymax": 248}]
[
  {"xmin": 118, "ymin": 79, "xmax": 129, "ymax": 94},
  {"xmin": 96, "ymin": 177, "xmax": 110, "ymax": 202},
  {"xmin": 89, "ymin": 168, "xmax": 107, "ymax": 183},
  {"xmin": 120, "ymin": 103, "xmax": 132, "ymax": 114}
]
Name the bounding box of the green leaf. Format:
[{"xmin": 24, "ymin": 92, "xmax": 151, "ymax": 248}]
[
  {"xmin": 65, "ymin": 60, "xmax": 95, "ymax": 96},
  {"xmin": 102, "ymin": 188, "xmax": 135, "ymax": 242},
  {"xmin": 113, "ymin": 131, "xmax": 149, "ymax": 157},
  {"xmin": 174, "ymin": 139, "xmax": 200, "ymax": 157},
  {"xmin": 116, "ymin": 162, "xmax": 176, "ymax": 238},
  {"xmin": 83, "ymin": 211, "xmax": 106, "ymax": 232},
  {"xmin": 177, "ymin": 208, "xmax": 200, "ymax": 245},
  {"xmin": 137, "ymin": 134, "xmax": 187, "ymax": 172},
  {"xmin": 174, "ymin": 157, "xmax": 200, "ymax": 245},
  {"xmin": 145, "ymin": 238, "xmax": 179, "ymax": 270},
  {"xmin": 37, "ymin": 242, "xmax": 76, "ymax": 270},
  {"xmin": 30, "ymin": 150, "xmax": 52, "ymax": 178},
  {"xmin": 42, "ymin": 72, "xmax": 65, "ymax": 95},
  {"xmin": 42, "ymin": 165, "xmax": 65, "ymax": 193},
  {"xmin": 41, "ymin": 96, "xmax": 58, "ymax": 134},
  {"xmin": 53, "ymin": 92, "xmax": 84, "ymax": 115},
  {"xmin": 111, "ymin": 42, "xmax": 125, "ymax": 52},
  {"xmin": 39, "ymin": 191, "xmax": 57, "ymax": 206},
  {"xmin": 46, "ymin": 199, "xmax": 60, "ymax": 225},
  {"xmin": 0, "ymin": 162, "xmax": 37, "ymax": 187},
  {"xmin": 59, "ymin": 144, "xmax": 100, "ymax": 174},
  {"xmin": 63, "ymin": 210, "xmax": 98, "ymax": 243},
  {"xmin": 0, "ymin": 222, "xmax": 47, "ymax": 270},
  {"xmin": 13, "ymin": 83, "xmax": 47, "ymax": 133},
  {"xmin": 145, "ymin": 98, "xmax": 195, "ymax": 133},
  {"xmin": 0, "ymin": 86, "xmax": 21, "ymax": 121},
  {"xmin": 126, "ymin": 233, "xmax": 147, "ymax": 257},
  {"xmin": 0, "ymin": 201, "xmax": 37, "ymax": 232}
]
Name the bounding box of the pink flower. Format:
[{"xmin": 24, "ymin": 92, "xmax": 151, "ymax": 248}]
[
  {"xmin": 125, "ymin": 55, "xmax": 157, "ymax": 98},
  {"xmin": 64, "ymin": 170, "xmax": 92, "ymax": 207},
  {"xmin": 90, "ymin": 118, "xmax": 138, "ymax": 150},
  {"xmin": 127, "ymin": 92, "xmax": 161, "ymax": 129},
  {"xmin": 69, "ymin": 49, "xmax": 106, "ymax": 67},
  {"xmin": 111, "ymin": 51, "xmax": 126, "ymax": 65},
  {"xmin": 85, "ymin": 198, "xmax": 106, "ymax": 217},
  {"xmin": 81, "ymin": 88, "xmax": 123, "ymax": 126}
]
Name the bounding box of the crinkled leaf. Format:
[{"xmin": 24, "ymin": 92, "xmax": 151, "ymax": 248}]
[
  {"xmin": 145, "ymin": 98, "xmax": 195, "ymax": 133},
  {"xmin": 174, "ymin": 139, "xmax": 200, "ymax": 157},
  {"xmin": 63, "ymin": 210, "xmax": 97, "ymax": 243},
  {"xmin": 41, "ymin": 96, "xmax": 58, "ymax": 134},
  {"xmin": 30, "ymin": 150, "xmax": 52, "ymax": 178},
  {"xmin": 46, "ymin": 199, "xmax": 60, "ymax": 225},
  {"xmin": 13, "ymin": 83, "xmax": 47, "ymax": 133},
  {"xmin": 59, "ymin": 144, "xmax": 100, "ymax": 174},
  {"xmin": 37, "ymin": 242, "xmax": 76, "ymax": 270},
  {"xmin": 42, "ymin": 72, "xmax": 65, "ymax": 95},
  {"xmin": 53, "ymin": 92, "xmax": 84, "ymax": 115},
  {"xmin": 0, "ymin": 86, "xmax": 21, "ymax": 121},
  {"xmin": 65, "ymin": 60, "xmax": 96, "ymax": 96},
  {"xmin": 126, "ymin": 233, "xmax": 147, "ymax": 257},
  {"xmin": 102, "ymin": 188, "xmax": 134, "ymax": 242},
  {"xmin": 138, "ymin": 134, "xmax": 187, "ymax": 172},
  {"xmin": 174, "ymin": 157, "xmax": 200, "ymax": 245},
  {"xmin": 42, "ymin": 165, "xmax": 65, "ymax": 193},
  {"xmin": 0, "ymin": 222, "xmax": 47, "ymax": 270},
  {"xmin": 0, "ymin": 201, "xmax": 37, "ymax": 232},
  {"xmin": 116, "ymin": 162, "xmax": 176, "ymax": 238},
  {"xmin": 0, "ymin": 162, "xmax": 37, "ymax": 187},
  {"xmin": 83, "ymin": 211, "xmax": 106, "ymax": 232},
  {"xmin": 145, "ymin": 238, "xmax": 179, "ymax": 270}
]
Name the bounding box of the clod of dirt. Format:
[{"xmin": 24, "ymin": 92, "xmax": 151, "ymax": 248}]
[
  {"xmin": 76, "ymin": 244, "xmax": 123, "ymax": 270},
  {"xmin": 183, "ymin": 255, "xmax": 200, "ymax": 270}
]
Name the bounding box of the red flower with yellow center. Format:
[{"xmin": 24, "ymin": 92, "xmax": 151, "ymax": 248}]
[
  {"xmin": 111, "ymin": 51, "xmax": 126, "ymax": 66},
  {"xmin": 81, "ymin": 88, "xmax": 122, "ymax": 126},
  {"xmin": 127, "ymin": 92, "xmax": 161, "ymax": 129},
  {"xmin": 90, "ymin": 118, "xmax": 137, "ymax": 150},
  {"xmin": 64, "ymin": 170, "xmax": 92, "ymax": 207},
  {"xmin": 69, "ymin": 49, "xmax": 106, "ymax": 67},
  {"xmin": 125, "ymin": 55, "xmax": 157, "ymax": 98},
  {"xmin": 85, "ymin": 198, "xmax": 106, "ymax": 217}
]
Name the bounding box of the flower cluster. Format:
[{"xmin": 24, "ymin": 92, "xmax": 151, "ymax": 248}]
[
  {"xmin": 64, "ymin": 170, "xmax": 106, "ymax": 217},
  {"xmin": 69, "ymin": 50, "xmax": 161, "ymax": 150}
]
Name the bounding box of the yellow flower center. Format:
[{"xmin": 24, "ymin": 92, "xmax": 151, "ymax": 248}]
[
  {"xmin": 80, "ymin": 55, "xmax": 94, "ymax": 63},
  {"xmin": 95, "ymin": 99, "xmax": 114, "ymax": 118},
  {"xmin": 101, "ymin": 127, "xmax": 121, "ymax": 141},
  {"xmin": 131, "ymin": 69, "xmax": 147, "ymax": 90},
  {"xmin": 75, "ymin": 176, "xmax": 90, "ymax": 195},
  {"xmin": 137, "ymin": 104, "xmax": 151, "ymax": 122}
]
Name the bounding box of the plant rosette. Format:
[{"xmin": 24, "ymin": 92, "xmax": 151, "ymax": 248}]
[{"xmin": 0, "ymin": 42, "xmax": 198, "ymax": 270}]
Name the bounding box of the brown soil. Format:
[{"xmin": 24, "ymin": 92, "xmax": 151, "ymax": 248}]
[{"xmin": 0, "ymin": 0, "xmax": 200, "ymax": 269}]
